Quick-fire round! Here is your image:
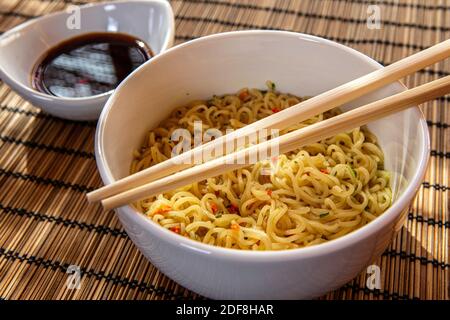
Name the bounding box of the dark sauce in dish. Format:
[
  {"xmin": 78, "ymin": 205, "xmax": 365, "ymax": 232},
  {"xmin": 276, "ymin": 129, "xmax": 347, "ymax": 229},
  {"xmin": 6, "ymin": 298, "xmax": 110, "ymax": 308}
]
[{"xmin": 32, "ymin": 32, "xmax": 153, "ymax": 98}]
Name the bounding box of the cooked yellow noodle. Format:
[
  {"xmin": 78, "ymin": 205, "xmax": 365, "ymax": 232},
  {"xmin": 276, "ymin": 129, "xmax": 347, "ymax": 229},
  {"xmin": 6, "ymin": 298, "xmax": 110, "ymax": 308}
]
[{"xmin": 131, "ymin": 84, "xmax": 392, "ymax": 250}]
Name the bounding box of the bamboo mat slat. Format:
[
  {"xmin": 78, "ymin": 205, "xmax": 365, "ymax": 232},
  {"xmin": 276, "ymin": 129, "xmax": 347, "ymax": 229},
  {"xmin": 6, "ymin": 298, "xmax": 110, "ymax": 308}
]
[{"xmin": 0, "ymin": 0, "xmax": 448, "ymax": 300}]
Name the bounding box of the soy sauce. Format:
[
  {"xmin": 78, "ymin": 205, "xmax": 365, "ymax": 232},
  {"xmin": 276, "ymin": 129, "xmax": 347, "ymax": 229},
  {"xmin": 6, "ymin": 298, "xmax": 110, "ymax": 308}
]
[{"xmin": 32, "ymin": 32, "xmax": 153, "ymax": 98}]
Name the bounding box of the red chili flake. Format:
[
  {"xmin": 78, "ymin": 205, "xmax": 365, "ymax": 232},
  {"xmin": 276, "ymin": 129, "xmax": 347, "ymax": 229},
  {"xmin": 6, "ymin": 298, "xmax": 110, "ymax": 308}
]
[
  {"xmin": 228, "ymin": 204, "xmax": 239, "ymax": 213},
  {"xmin": 238, "ymin": 90, "xmax": 250, "ymax": 101},
  {"xmin": 267, "ymin": 189, "xmax": 273, "ymax": 196},
  {"xmin": 320, "ymin": 169, "xmax": 329, "ymax": 174},
  {"xmin": 271, "ymin": 107, "xmax": 281, "ymax": 113},
  {"xmin": 210, "ymin": 202, "xmax": 218, "ymax": 214},
  {"xmin": 153, "ymin": 205, "xmax": 172, "ymax": 215},
  {"xmin": 77, "ymin": 78, "xmax": 88, "ymax": 84},
  {"xmin": 169, "ymin": 226, "xmax": 180, "ymax": 234}
]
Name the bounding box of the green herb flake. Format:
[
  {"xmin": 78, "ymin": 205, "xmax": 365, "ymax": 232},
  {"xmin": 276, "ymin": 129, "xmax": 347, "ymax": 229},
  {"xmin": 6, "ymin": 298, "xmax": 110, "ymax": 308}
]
[
  {"xmin": 266, "ymin": 80, "xmax": 276, "ymax": 91},
  {"xmin": 319, "ymin": 212, "xmax": 329, "ymax": 218},
  {"xmin": 348, "ymin": 165, "xmax": 356, "ymax": 178}
]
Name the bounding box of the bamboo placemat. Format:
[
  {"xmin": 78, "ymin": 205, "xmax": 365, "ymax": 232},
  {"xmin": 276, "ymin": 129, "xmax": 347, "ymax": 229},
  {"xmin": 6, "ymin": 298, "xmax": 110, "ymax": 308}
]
[{"xmin": 0, "ymin": 0, "xmax": 448, "ymax": 300}]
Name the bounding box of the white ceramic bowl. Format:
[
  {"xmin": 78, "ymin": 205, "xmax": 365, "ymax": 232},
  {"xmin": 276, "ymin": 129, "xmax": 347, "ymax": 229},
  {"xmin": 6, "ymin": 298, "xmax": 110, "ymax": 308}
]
[
  {"xmin": 0, "ymin": 0, "xmax": 174, "ymax": 121},
  {"xmin": 95, "ymin": 31, "xmax": 429, "ymax": 299}
]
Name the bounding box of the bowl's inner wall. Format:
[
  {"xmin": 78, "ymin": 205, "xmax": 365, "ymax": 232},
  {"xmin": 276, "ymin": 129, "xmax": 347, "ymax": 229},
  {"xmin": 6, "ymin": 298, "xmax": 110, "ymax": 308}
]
[
  {"xmin": 0, "ymin": 1, "xmax": 172, "ymax": 87},
  {"xmin": 101, "ymin": 33, "xmax": 425, "ymax": 203}
]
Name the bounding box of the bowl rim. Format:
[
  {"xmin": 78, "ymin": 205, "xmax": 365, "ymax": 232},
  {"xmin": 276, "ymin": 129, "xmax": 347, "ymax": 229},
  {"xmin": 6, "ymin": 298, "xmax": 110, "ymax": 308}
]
[
  {"xmin": 0, "ymin": 0, "xmax": 175, "ymax": 103},
  {"xmin": 95, "ymin": 30, "xmax": 430, "ymax": 261}
]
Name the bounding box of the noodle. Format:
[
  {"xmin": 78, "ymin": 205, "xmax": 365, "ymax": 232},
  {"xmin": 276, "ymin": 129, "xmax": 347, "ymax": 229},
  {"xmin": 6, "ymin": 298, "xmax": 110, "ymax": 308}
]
[{"xmin": 131, "ymin": 83, "xmax": 392, "ymax": 250}]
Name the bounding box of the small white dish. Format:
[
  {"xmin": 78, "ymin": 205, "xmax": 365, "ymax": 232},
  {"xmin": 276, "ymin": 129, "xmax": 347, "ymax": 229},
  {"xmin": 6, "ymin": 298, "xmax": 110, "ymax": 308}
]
[
  {"xmin": 95, "ymin": 30, "xmax": 429, "ymax": 299},
  {"xmin": 0, "ymin": 0, "xmax": 174, "ymax": 121}
]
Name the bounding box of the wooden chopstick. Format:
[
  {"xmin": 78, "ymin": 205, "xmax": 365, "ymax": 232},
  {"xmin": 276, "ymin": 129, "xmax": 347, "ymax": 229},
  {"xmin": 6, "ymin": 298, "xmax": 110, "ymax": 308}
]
[
  {"xmin": 87, "ymin": 39, "xmax": 450, "ymax": 204},
  {"xmin": 100, "ymin": 75, "xmax": 450, "ymax": 210}
]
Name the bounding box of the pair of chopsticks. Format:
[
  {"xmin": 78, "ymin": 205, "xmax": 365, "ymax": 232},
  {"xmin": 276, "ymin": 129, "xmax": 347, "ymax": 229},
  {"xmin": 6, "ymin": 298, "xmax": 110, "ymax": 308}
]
[{"xmin": 88, "ymin": 39, "xmax": 450, "ymax": 211}]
